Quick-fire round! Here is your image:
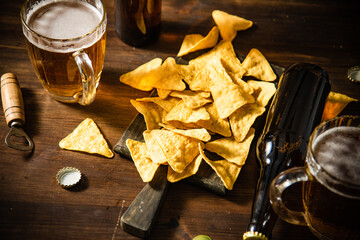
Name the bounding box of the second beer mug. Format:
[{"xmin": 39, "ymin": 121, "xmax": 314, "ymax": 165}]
[
  {"xmin": 21, "ymin": 0, "xmax": 107, "ymax": 105},
  {"xmin": 270, "ymin": 115, "xmax": 360, "ymax": 240}
]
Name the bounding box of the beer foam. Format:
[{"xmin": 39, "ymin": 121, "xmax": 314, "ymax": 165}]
[
  {"xmin": 24, "ymin": 0, "xmax": 105, "ymax": 53},
  {"xmin": 313, "ymin": 126, "xmax": 360, "ymax": 184}
]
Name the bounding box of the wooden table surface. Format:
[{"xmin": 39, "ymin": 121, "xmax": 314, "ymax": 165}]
[{"xmin": 1, "ymin": 0, "xmax": 359, "ymax": 239}]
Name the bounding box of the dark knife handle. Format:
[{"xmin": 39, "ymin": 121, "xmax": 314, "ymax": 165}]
[{"xmin": 121, "ymin": 165, "xmax": 169, "ymax": 238}]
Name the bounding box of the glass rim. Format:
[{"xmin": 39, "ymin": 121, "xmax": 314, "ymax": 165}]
[
  {"xmin": 20, "ymin": 0, "xmax": 107, "ymax": 43},
  {"xmin": 308, "ymin": 115, "xmax": 360, "ymax": 190}
]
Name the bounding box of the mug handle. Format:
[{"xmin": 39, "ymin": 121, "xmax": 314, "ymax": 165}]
[
  {"xmin": 269, "ymin": 167, "xmax": 309, "ymax": 226},
  {"xmin": 72, "ymin": 50, "xmax": 96, "ymax": 105}
]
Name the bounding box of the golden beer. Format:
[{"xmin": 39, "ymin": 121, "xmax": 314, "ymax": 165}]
[
  {"xmin": 270, "ymin": 116, "xmax": 360, "ymax": 240},
  {"xmin": 21, "ymin": 0, "xmax": 107, "ymax": 104},
  {"xmin": 302, "ymin": 124, "xmax": 360, "ymax": 239}
]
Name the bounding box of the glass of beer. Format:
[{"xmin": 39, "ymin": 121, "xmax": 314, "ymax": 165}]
[
  {"xmin": 270, "ymin": 115, "xmax": 360, "ymax": 239},
  {"xmin": 21, "ymin": 0, "xmax": 107, "ymax": 105}
]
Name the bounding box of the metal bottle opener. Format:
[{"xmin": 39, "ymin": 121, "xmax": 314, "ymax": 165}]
[{"xmin": 1, "ymin": 73, "xmax": 34, "ymax": 151}]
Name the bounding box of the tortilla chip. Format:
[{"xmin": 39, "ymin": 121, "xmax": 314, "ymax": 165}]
[
  {"xmin": 185, "ymin": 65, "xmax": 212, "ymax": 92},
  {"xmin": 196, "ymin": 103, "xmax": 232, "ymax": 137},
  {"xmin": 177, "ymin": 26, "xmax": 219, "ymax": 57},
  {"xmin": 242, "ymin": 48, "xmax": 277, "ymax": 81},
  {"xmin": 143, "ymin": 130, "xmax": 168, "ymax": 164},
  {"xmin": 162, "ymin": 120, "xmax": 200, "ymax": 130},
  {"xmin": 167, "ymin": 154, "xmax": 202, "ymax": 183},
  {"xmin": 130, "ymin": 99, "xmax": 166, "ymax": 130},
  {"xmin": 199, "ymin": 145, "xmax": 242, "ymax": 190},
  {"xmin": 136, "ymin": 96, "xmax": 180, "ymax": 112},
  {"xmin": 212, "ymin": 10, "xmax": 253, "ymax": 41},
  {"xmin": 59, "ymin": 118, "xmax": 113, "ymax": 158},
  {"xmin": 247, "ymin": 80, "xmax": 276, "ymax": 106},
  {"xmin": 150, "ymin": 129, "xmax": 200, "ymax": 173},
  {"xmin": 205, "ymin": 128, "xmax": 255, "ymax": 165},
  {"xmin": 157, "ymin": 88, "xmax": 172, "ymax": 99},
  {"xmin": 142, "ymin": 57, "xmax": 186, "ymax": 91},
  {"xmin": 170, "ymin": 90, "xmax": 213, "ymax": 109},
  {"xmin": 227, "ymin": 70, "xmax": 253, "ymax": 94},
  {"xmin": 183, "ymin": 41, "xmax": 244, "ymax": 92},
  {"xmin": 126, "ymin": 139, "xmax": 160, "ymax": 182},
  {"xmin": 120, "ymin": 58, "xmax": 162, "ymax": 91},
  {"xmin": 208, "ymin": 62, "xmax": 255, "ymax": 119},
  {"xmin": 164, "ymin": 100, "xmax": 210, "ymax": 123},
  {"xmin": 197, "ymin": 91, "xmax": 211, "ymax": 98},
  {"xmin": 229, "ymin": 103, "xmax": 265, "ymax": 142},
  {"xmin": 321, "ymin": 92, "xmax": 358, "ymax": 121},
  {"xmin": 159, "ymin": 123, "xmax": 211, "ymax": 142}
]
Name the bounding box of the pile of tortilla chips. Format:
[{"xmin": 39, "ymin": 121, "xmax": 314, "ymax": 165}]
[
  {"xmin": 121, "ymin": 9, "xmax": 360, "ymax": 190},
  {"xmin": 120, "ymin": 10, "xmax": 279, "ymax": 190}
]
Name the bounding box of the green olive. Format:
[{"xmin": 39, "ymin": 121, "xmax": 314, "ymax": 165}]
[{"xmin": 193, "ymin": 235, "xmax": 212, "ymax": 240}]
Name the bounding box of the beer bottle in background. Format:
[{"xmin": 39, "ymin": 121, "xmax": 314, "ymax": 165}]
[
  {"xmin": 115, "ymin": 0, "xmax": 161, "ymax": 47},
  {"xmin": 243, "ymin": 63, "xmax": 331, "ymax": 240}
]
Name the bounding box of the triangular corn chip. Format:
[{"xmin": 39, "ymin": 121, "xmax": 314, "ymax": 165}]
[
  {"xmin": 212, "ymin": 10, "xmax": 253, "ymax": 41},
  {"xmin": 229, "ymin": 103, "xmax": 265, "ymax": 142},
  {"xmin": 196, "ymin": 103, "xmax": 232, "ymax": 137},
  {"xmin": 126, "ymin": 139, "xmax": 160, "ymax": 182},
  {"xmin": 242, "ymin": 48, "xmax": 277, "ymax": 81},
  {"xmin": 167, "ymin": 154, "xmax": 202, "ymax": 183},
  {"xmin": 157, "ymin": 88, "xmax": 172, "ymax": 99},
  {"xmin": 208, "ymin": 62, "xmax": 255, "ymax": 119},
  {"xmin": 163, "ymin": 120, "xmax": 200, "ymax": 130},
  {"xmin": 322, "ymin": 92, "xmax": 358, "ymax": 121},
  {"xmin": 177, "ymin": 26, "xmax": 219, "ymax": 57},
  {"xmin": 150, "ymin": 129, "xmax": 200, "ymax": 173},
  {"xmin": 164, "ymin": 100, "xmax": 210, "ymax": 123},
  {"xmin": 143, "ymin": 130, "xmax": 168, "ymax": 164},
  {"xmin": 59, "ymin": 118, "xmax": 113, "ymax": 158},
  {"xmin": 142, "ymin": 57, "xmax": 186, "ymax": 91},
  {"xmin": 205, "ymin": 128, "xmax": 255, "ymax": 165},
  {"xmin": 183, "ymin": 41, "xmax": 245, "ymax": 92},
  {"xmin": 130, "ymin": 99, "xmax": 167, "ymax": 130},
  {"xmin": 199, "ymin": 144, "xmax": 242, "ymax": 190},
  {"xmin": 120, "ymin": 58, "xmax": 162, "ymax": 91},
  {"xmin": 136, "ymin": 96, "xmax": 180, "ymax": 112},
  {"xmin": 247, "ymin": 80, "xmax": 276, "ymax": 106},
  {"xmin": 170, "ymin": 90, "xmax": 212, "ymax": 109},
  {"xmin": 159, "ymin": 123, "xmax": 211, "ymax": 142},
  {"xmin": 227, "ymin": 71, "xmax": 253, "ymax": 94}
]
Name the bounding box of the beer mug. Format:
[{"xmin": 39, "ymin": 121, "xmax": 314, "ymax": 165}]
[
  {"xmin": 270, "ymin": 115, "xmax": 360, "ymax": 239},
  {"xmin": 21, "ymin": 0, "xmax": 107, "ymax": 105}
]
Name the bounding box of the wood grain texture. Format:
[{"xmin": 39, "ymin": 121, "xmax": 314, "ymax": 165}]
[{"xmin": 0, "ymin": 0, "xmax": 359, "ymax": 239}]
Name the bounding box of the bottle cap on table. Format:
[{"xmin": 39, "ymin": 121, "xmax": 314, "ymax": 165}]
[
  {"xmin": 56, "ymin": 167, "xmax": 81, "ymax": 188},
  {"xmin": 347, "ymin": 66, "xmax": 360, "ymax": 83}
]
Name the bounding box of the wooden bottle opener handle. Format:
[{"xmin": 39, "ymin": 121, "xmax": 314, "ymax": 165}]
[{"xmin": 1, "ymin": 73, "xmax": 25, "ymax": 127}]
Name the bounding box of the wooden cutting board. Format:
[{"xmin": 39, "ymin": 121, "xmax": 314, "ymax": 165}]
[{"xmin": 113, "ymin": 59, "xmax": 285, "ymax": 238}]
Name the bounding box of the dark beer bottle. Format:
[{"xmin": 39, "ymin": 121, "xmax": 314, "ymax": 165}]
[
  {"xmin": 243, "ymin": 63, "xmax": 331, "ymax": 240},
  {"xmin": 115, "ymin": 0, "xmax": 161, "ymax": 47}
]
